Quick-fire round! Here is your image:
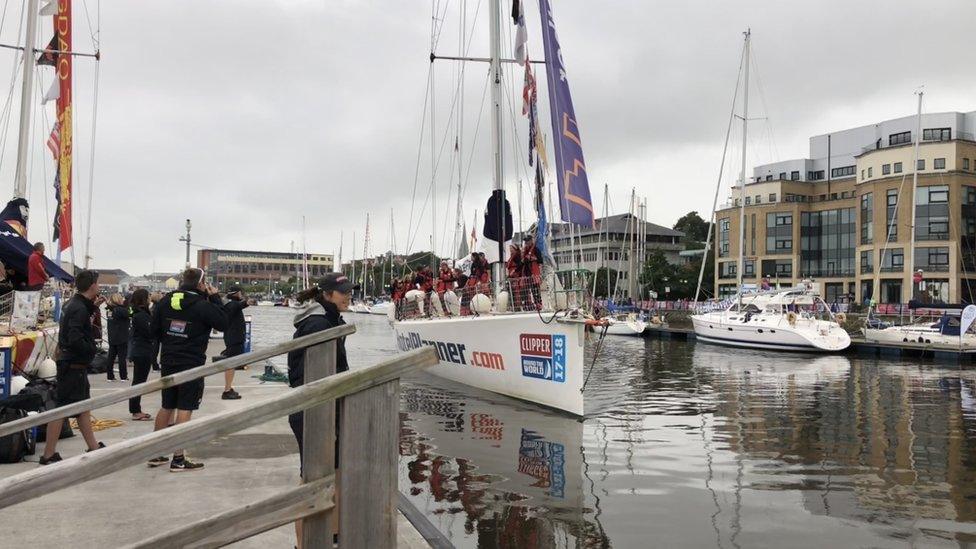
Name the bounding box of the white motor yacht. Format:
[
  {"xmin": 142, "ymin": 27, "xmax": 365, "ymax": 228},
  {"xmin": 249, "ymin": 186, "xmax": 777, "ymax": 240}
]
[{"xmin": 691, "ymin": 283, "xmax": 851, "ymax": 352}]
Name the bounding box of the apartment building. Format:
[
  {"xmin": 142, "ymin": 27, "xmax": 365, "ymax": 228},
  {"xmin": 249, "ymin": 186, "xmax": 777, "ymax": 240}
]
[{"xmin": 714, "ymin": 110, "xmax": 976, "ymax": 304}]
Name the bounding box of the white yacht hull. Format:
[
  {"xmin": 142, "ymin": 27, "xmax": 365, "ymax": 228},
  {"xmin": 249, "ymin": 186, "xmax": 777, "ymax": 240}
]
[
  {"xmin": 863, "ymin": 326, "xmax": 976, "ymax": 348},
  {"xmin": 393, "ymin": 312, "xmax": 587, "ymax": 416},
  {"xmin": 349, "ymin": 303, "xmax": 370, "ymax": 314},
  {"xmin": 605, "ymin": 317, "xmax": 646, "ymax": 336},
  {"xmin": 691, "ymin": 312, "xmax": 851, "ymax": 352},
  {"xmin": 368, "ymin": 302, "xmax": 393, "ymax": 316}
]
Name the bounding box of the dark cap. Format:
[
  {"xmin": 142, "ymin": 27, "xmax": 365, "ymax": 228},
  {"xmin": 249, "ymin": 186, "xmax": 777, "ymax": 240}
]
[
  {"xmin": 318, "ymin": 273, "xmax": 360, "ymax": 293},
  {"xmin": 226, "ymin": 285, "xmax": 243, "ymax": 295}
]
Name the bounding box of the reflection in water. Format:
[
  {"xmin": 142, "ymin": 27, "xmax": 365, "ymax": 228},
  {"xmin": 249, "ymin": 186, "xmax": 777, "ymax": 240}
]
[{"xmin": 247, "ymin": 311, "xmax": 976, "ymax": 547}]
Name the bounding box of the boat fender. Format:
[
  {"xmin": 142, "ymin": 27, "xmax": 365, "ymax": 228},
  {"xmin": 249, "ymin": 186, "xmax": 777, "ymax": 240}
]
[
  {"xmin": 8, "ymin": 375, "xmax": 27, "ymax": 396},
  {"xmin": 496, "ymin": 291, "xmax": 510, "ymax": 313},
  {"xmin": 471, "ymin": 293, "xmax": 493, "ymax": 315},
  {"xmin": 835, "ymin": 313, "xmax": 847, "ymax": 324},
  {"xmin": 787, "ymin": 312, "xmax": 797, "ymax": 326},
  {"xmin": 37, "ymin": 358, "xmax": 57, "ymax": 381},
  {"xmin": 405, "ymin": 290, "xmax": 425, "ymax": 316},
  {"xmin": 444, "ymin": 290, "xmax": 461, "ymax": 316}
]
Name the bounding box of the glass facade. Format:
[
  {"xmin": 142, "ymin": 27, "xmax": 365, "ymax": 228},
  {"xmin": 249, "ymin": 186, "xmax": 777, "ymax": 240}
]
[
  {"xmin": 860, "ymin": 249, "xmax": 874, "ymax": 274},
  {"xmin": 915, "ymin": 247, "xmax": 950, "ymax": 272},
  {"xmin": 765, "ymin": 212, "xmax": 793, "ymax": 255},
  {"xmin": 915, "ymin": 185, "xmax": 949, "ymax": 241},
  {"xmin": 880, "ymin": 279, "xmax": 902, "ymax": 303},
  {"xmin": 963, "ymin": 186, "xmax": 976, "ymax": 271},
  {"xmin": 860, "ymin": 193, "xmax": 873, "ymax": 244},
  {"xmin": 718, "ymin": 261, "xmax": 737, "ymax": 279},
  {"xmin": 800, "ymin": 208, "xmax": 855, "ymax": 277}
]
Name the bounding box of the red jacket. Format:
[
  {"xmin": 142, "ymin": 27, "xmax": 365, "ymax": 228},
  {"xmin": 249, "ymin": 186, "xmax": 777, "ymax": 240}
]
[{"xmin": 27, "ymin": 251, "xmax": 48, "ymax": 287}]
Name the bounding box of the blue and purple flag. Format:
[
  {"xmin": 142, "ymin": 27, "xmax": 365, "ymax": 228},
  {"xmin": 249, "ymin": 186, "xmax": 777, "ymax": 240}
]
[{"xmin": 539, "ymin": 0, "xmax": 594, "ymax": 228}]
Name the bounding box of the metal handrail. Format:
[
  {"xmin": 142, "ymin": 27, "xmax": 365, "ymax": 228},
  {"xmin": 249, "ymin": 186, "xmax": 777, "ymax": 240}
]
[{"xmin": 0, "ymin": 323, "xmax": 356, "ymax": 438}]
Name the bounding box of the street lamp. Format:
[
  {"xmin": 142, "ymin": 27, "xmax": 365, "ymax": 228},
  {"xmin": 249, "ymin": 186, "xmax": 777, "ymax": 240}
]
[{"xmin": 178, "ymin": 219, "xmax": 192, "ymax": 268}]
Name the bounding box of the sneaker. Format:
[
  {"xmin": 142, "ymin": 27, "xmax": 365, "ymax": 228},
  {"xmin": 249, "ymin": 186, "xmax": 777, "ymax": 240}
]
[
  {"xmin": 221, "ymin": 389, "xmax": 241, "ymax": 400},
  {"xmin": 170, "ymin": 456, "xmax": 204, "ymax": 472},
  {"xmin": 147, "ymin": 456, "xmax": 169, "ymax": 467},
  {"xmin": 39, "ymin": 453, "xmax": 62, "ymax": 465}
]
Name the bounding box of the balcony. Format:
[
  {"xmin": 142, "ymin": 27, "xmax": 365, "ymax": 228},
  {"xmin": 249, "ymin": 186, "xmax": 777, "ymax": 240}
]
[
  {"xmin": 916, "ymin": 264, "xmax": 950, "ymax": 273},
  {"xmin": 880, "ymin": 266, "xmax": 903, "ymax": 273}
]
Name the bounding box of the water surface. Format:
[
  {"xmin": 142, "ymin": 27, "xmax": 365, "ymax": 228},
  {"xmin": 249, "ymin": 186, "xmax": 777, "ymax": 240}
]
[{"xmin": 250, "ymin": 307, "xmax": 976, "ymax": 548}]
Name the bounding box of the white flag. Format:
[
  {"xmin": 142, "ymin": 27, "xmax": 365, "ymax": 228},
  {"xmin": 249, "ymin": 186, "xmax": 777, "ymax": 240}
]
[
  {"xmin": 961, "ymin": 304, "xmax": 976, "ymax": 335},
  {"xmin": 513, "ymin": 1, "xmax": 528, "ymax": 65},
  {"xmin": 42, "ymin": 77, "xmax": 59, "ymax": 105},
  {"xmin": 39, "ymin": 0, "xmax": 57, "ymax": 16}
]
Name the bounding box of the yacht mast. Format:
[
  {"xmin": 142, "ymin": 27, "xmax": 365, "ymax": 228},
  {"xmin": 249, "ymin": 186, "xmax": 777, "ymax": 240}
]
[
  {"xmin": 736, "ymin": 29, "xmax": 751, "ymax": 307},
  {"xmin": 488, "ymin": 0, "xmax": 505, "ymax": 295},
  {"xmin": 13, "ymin": 0, "xmax": 40, "ymax": 199},
  {"xmin": 907, "ymin": 91, "xmax": 923, "ymax": 301}
]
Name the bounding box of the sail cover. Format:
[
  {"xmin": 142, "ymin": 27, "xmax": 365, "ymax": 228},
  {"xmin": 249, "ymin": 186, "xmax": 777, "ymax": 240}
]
[
  {"xmin": 482, "ymin": 190, "xmax": 513, "ymax": 264},
  {"xmin": 0, "ymin": 199, "xmax": 73, "ymax": 282},
  {"xmin": 539, "ymin": 0, "xmax": 595, "ymax": 228}
]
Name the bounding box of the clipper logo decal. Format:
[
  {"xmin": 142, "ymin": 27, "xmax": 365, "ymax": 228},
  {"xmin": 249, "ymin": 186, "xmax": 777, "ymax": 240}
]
[{"xmin": 519, "ymin": 333, "xmax": 565, "ymax": 382}]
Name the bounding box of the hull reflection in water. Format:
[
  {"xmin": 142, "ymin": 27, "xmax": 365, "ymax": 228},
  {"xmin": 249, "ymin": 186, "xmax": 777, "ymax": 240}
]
[{"xmin": 399, "ymin": 376, "xmax": 604, "ymax": 547}]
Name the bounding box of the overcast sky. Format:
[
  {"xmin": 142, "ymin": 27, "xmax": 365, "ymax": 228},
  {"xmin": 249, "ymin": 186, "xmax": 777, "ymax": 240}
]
[{"xmin": 0, "ymin": 0, "xmax": 973, "ymax": 275}]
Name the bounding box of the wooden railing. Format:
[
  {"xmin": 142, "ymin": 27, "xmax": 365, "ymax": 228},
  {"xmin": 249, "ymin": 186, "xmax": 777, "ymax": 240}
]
[{"xmin": 0, "ymin": 324, "xmax": 439, "ymax": 548}]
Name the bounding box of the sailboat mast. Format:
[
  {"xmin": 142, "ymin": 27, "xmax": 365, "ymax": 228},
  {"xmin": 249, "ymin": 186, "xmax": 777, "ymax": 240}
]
[
  {"xmin": 489, "ymin": 0, "xmax": 505, "ymax": 295},
  {"xmin": 736, "ymin": 29, "xmax": 751, "ymax": 306},
  {"xmin": 908, "ymin": 91, "xmax": 923, "ymax": 300},
  {"xmin": 13, "ymin": 0, "xmax": 40, "ymax": 199}
]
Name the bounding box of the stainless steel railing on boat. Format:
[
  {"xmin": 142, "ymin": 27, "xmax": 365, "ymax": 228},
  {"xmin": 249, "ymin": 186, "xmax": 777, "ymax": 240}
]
[{"xmin": 0, "ymin": 324, "xmax": 439, "ymax": 548}]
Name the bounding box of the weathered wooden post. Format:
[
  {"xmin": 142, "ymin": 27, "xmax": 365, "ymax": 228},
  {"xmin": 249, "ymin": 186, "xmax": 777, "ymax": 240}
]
[
  {"xmin": 338, "ymin": 379, "xmax": 400, "ymax": 547},
  {"xmin": 300, "ymin": 340, "xmax": 337, "ymax": 548}
]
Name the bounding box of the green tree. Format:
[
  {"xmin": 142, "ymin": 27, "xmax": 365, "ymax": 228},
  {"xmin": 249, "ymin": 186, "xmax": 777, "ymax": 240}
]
[
  {"xmin": 673, "ymin": 211, "xmax": 709, "ymax": 243},
  {"xmin": 591, "ymin": 267, "xmax": 619, "ymax": 299}
]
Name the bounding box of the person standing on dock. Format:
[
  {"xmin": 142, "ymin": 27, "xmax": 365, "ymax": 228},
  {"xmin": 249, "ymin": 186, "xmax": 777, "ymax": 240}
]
[
  {"xmin": 287, "ymin": 272, "xmax": 357, "ymax": 546},
  {"xmin": 39, "ymin": 270, "xmax": 106, "ymax": 465},
  {"xmin": 105, "ymin": 293, "xmax": 130, "ymax": 381},
  {"xmin": 219, "ymin": 285, "xmax": 248, "ymax": 400},
  {"xmin": 26, "ymin": 242, "xmax": 49, "ymax": 291},
  {"xmin": 127, "ymin": 289, "xmax": 154, "ymax": 421},
  {"xmin": 147, "ymin": 268, "xmax": 228, "ymax": 472}
]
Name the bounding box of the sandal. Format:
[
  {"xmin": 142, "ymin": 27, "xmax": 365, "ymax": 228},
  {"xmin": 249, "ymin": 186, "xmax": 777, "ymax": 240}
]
[{"xmin": 131, "ymin": 413, "xmax": 152, "ymax": 421}]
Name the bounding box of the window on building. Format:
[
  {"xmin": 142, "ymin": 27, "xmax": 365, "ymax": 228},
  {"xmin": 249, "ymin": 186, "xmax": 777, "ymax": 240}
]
[
  {"xmin": 766, "ymin": 212, "xmax": 793, "ymax": 255},
  {"xmin": 917, "ymin": 159, "xmax": 925, "ymax": 171},
  {"xmin": 718, "ymin": 218, "xmax": 730, "ymax": 257},
  {"xmin": 808, "ymin": 170, "xmax": 825, "ymax": 181},
  {"xmin": 889, "ymin": 131, "xmax": 912, "ymax": 146},
  {"xmin": 922, "ymin": 128, "xmax": 951, "ymax": 142},
  {"xmin": 860, "ymin": 192, "xmax": 873, "ymax": 244},
  {"xmin": 882, "ymin": 163, "xmax": 891, "ymax": 175},
  {"xmin": 963, "ymin": 187, "xmax": 976, "ymax": 271},
  {"xmin": 894, "ymin": 162, "xmax": 903, "ymax": 173},
  {"xmin": 915, "ymin": 185, "xmax": 949, "ymax": 241},
  {"xmin": 755, "ymin": 195, "xmax": 762, "ymax": 204},
  {"xmin": 718, "ymin": 261, "xmax": 737, "ymax": 279},
  {"xmin": 745, "ymin": 196, "xmax": 751, "ymax": 205},
  {"xmin": 779, "ymin": 172, "xmax": 786, "ymax": 180},
  {"xmin": 791, "ymin": 171, "xmax": 800, "ymax": 181},
  {"xmin": 934, "ymin": 157, "xmax": 946, "ymax": 169},
  {"xmin": 860, "ymin": 249, "xmax": 874, "ymax": 274},
  {"xmin": 880, "ymin": 279, "xmax": 903, "ymax": 304},
  {"xmin": 765, "ymin": 175, "xmax": 772, "ymax": 181},
  {"xmin": 915, "ymin": 247, "xmax": 950, "ymax": 272},
  {"xmin": 769, "ymin": 193, "xmax": 777, "ymax": 202},
  {"xmin": 861, "ymin": 280, "xmax": 874, "ymax": 303},
  {"xmin": 965, "ymin": 158, "xmax": 971, "ymax": 170},
  {"xmin": 881, "ymin": 248, "xmax": 904, "ymax": 272},
  {"xmin": 831, "ymin": 193, "xmax": 838, "ymax": 200},
  {"xmin": 920, "ymin": 279, "xmax": 950, "ymax": 304},
  {"xmin": 861, "ymin": 169, "xmax": 865, "ymax": 181},
  {"xmin": 775, "ymin": 260, "xmax": 792, "ymax": 278},
  {"xmin": 831, "ymin": 166, "xmax": 855, "ymax": 178},
  {"xmin": 868, "ymin": 166, "xmax": 873, "ymax": 177},
  {"xmin": 744, "ymin": 260, "xmax": 755, "ymax": 277},
  {"xmin": 886, "ymin": 188, "xmax": 899, "ymax": 240}
]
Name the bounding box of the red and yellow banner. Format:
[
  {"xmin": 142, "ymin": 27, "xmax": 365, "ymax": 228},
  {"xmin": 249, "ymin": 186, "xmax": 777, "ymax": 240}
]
[{"xmin": 55, "ymin": 0, "xmax": 72, "ymax": 251}]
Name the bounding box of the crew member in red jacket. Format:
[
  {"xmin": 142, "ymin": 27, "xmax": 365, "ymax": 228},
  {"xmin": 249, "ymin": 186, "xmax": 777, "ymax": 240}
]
[
  {"xmin": 521, "ymin": 236, "xmax": 542, "ymax": 309},
  {"xmin": 506, "ymin": 244, "xmax": 525, "ymax": 311},
  {"xmin": 27, "ymin": 242, "xmax": 49, "ymax": 290},
  {"xmin": 436, "ymin": 261, "xmax": 455, "ymax": 294}
]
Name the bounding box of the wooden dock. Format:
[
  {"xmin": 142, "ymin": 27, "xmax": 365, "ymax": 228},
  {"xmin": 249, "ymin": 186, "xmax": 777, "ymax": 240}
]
[{"xmin": 637, "ymin": 324, "xmax": 976, "ymax": 363}]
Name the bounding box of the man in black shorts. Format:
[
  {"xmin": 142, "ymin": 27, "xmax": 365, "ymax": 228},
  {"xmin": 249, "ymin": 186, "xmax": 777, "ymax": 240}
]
[
  {"xmin": 148, "ymin": 267, "xmax": 227, "ymax": 471},
  {"xmin": 219, "ymin": 285, "xmax": 248, "ymax": 400},
  {"xmin": 39, "ymin": 270, "xmax": 106, "ymax": 465}
]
